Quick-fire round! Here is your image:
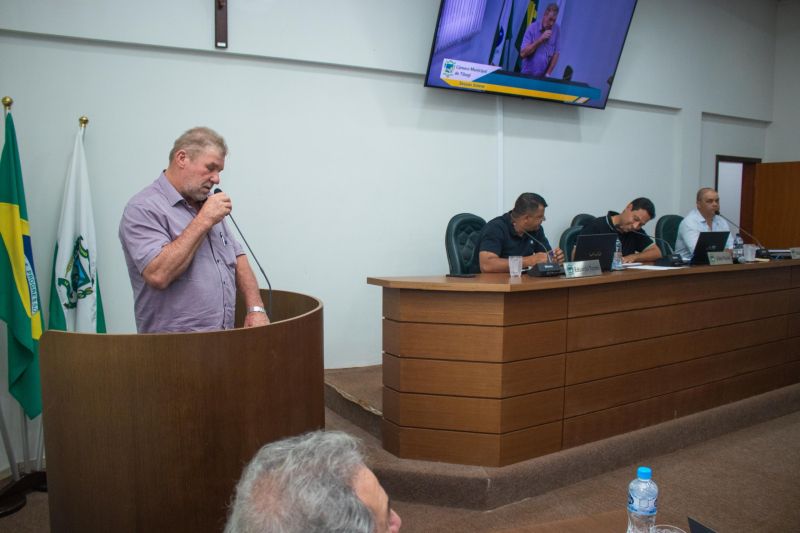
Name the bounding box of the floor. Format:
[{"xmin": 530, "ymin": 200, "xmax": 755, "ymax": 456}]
[{"xmin": 4, "ymin": 410, "xmax": 799, "ymax": 532}]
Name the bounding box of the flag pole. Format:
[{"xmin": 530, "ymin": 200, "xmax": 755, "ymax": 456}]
[
  {"xmin": 0, "ymin": 96, "xmax": 22, "ymax": 483},
  {"xmin": 79, "ymin": 116, "xmax": 88, "ymax": 140},
  {"xmin": 0, "ymin": 95, "xmax": 28, "ymax": 517}
]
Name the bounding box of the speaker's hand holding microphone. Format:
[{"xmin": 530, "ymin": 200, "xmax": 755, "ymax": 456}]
[{"xmin": 201, "ymin": 189, "xmax": 232, "ymax": 227}]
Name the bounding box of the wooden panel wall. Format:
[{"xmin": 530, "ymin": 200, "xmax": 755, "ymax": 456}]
[
  {"xmin": 381, "ymin": 264, "xmax": 800, "ymax": 467},
  {"xmin": 753, "ymin": 161, "xmax": 800, "ymax": 248}
]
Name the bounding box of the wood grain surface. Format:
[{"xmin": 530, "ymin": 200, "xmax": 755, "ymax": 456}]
[
  {"xmin": 383, "ymin": 319, "xmax": 566, "ymax": 362},
  {"xmin": 753, "ymin": 161, "xmax": 800, "ymax": 248},
  {"xmin": 375, "ymin": 261, "xmax": 800, "ymax": 466},
  {"xmin": 563, "ymin": 365, "xmax": 788, "ymax": 448},
  {"xmin": 382, "ymin": 419, "xmax": 563, "ymax": 467},
  {"xmin": 367, "ymin": 259, "xmax": 800, "ymax": 292},
  {"xmin": 383, "ymin": 353, "xmax": 564, "ymax": 399},
  {"xmin": 567, "ymin": 290, "xmax": 793, "ymax": 351},
  {"xmin": 564, "ymin": 341, "xmax": 788, "ymax": 418},
  {"xmin": 383, "ymin": 287, "xmax": 567, "ymax": 326},
  {"xmin": 39, "ymin": 290, "xmax": 324, "ymax": 533},
  {"xmin": 566, "ymin": 316, "xmax": 788, "ymax": 385},
  {"xmin": 382, "ymin": 387, "xmax": 563, "ymax": 433},
  {"xmin": 568, "ymin": 267, "xmax": 789, "ymax": 318}
]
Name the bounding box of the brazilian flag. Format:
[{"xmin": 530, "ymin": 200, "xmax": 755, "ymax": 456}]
[
  {"xmin": 514, "ymin": 1, "xmax": 540, "ymax": 72},
  {"xmin": 0, "ymin": 112, "xmax": 43, "ymax": 419}
]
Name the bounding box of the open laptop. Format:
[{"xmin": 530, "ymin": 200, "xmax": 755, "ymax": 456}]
[
  {"xmin": 573, "ymin": 234, "xmax": 617, "ymax": 271},
  {"xmin": 689, "ymin": 231, "xmax": 730, "ymax": 265}
]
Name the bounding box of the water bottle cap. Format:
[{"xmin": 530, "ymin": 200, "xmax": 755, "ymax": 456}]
[{"xmin": 637, "ymin": 467, "xmax": 652, "ymax": 480}]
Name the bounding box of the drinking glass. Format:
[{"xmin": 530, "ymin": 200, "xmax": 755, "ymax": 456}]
[
  {"xmin": 743, "ymin": 244, "xmax": 757, "ymax": 262},
  {"xmin": 509, "ymin": 256, "xmax": 523, "ymax": 277}
]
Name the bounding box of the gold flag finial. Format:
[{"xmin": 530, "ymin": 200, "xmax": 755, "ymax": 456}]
[
  {"xmin": 1, "ymin": 97, "xmax": 12, "ymax": 110},
  {"xmin": 79, "ymin": 116, "xmax": 89, "ymax": 127}
]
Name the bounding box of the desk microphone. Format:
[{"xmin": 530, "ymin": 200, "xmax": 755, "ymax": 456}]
[
  {"xmin": 715, "ymin": 211, "xmax": 769, "ymax": 258},
  {"xmin": 513, "ymin": 224, "xmax": 563, "ymax": 277},
  {"xmin": 630, "ymin": 229, "xmax": 685, "ymax": 266},
  {"xmin": 214, "ymin": 188, "xmax": 273, "ymax": 321},
  {"xmin": 517, "ymin": 228, "xmax": 552, "ymax": 263}
]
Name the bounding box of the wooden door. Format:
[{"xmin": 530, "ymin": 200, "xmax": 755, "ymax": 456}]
[{"xmin": 753, "ymin": 161, "xmax": 800, "ymax": 248}]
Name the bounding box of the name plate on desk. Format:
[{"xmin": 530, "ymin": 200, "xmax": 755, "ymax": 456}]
[
  {"xmin": 707, "ymin": 251, "xmax": 733, "ymax": 265},
  {"xmin": 791, "ymin": 248, "xmax": 800, "ymax": 259},
  {"xmin": 564, "ymin": 260, "xmax": 602, "ymax": 279}
]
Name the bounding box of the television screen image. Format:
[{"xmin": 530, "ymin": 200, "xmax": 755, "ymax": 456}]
[{"xmin": 424, "ymin": 0, "xmax": 638, "ymax": 109}]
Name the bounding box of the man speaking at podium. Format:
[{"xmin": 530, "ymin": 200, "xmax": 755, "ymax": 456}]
[{"xmin": 119, "ymin": 127, "xmax": 269, "ymax": 333}]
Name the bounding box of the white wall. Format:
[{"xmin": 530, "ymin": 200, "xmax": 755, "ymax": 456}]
[
  {"xmin": 700, "ymin": 113, "xmax": 768, "ymax": 187},
  {"xmin": 0, "ymin": 0, "xmax": 792, "ymax": 473},
  {"xmin": 766, "ymin": 0, "xmax": 800, "ymax": 162}
]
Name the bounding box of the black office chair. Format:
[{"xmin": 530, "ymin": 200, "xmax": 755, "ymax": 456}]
[
  {"xmin": 655, "ymin": 215, "xmax": 684, "ymax": 256},
  {"xmin": 559, "ymin": 226, "xmax": 583, "ymax": 262},
  {"xmin": 571, "ymin": 213, "xmax": 595, "ymax": 227},
  {"xmin": 445, "ymin": 213, "xmax": 486, "ymax": 275}
]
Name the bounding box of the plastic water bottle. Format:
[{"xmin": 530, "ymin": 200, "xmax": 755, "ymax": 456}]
[
  {"xmin": 732, "ymin": 234, "xmax": 744, "ymax": 261},
  {"xmin": 627, "ymin": 467, "xmax": 658, "ymax": 533},
  {"xmin": 612, "ymin": 237, "xmax": 624, "ymax": 270}
]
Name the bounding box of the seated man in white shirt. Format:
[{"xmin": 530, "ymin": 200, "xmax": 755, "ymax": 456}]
[{"xmin": 675, "ymin": 188, "xmax": 735, "ymax": 261}]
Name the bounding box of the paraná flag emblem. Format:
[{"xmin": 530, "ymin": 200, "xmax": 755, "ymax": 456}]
[
  {"xmin": 0, "ymin": 112, "xmax": 43, "ymax": 419},
  {"xmin": 48, "ymin": 128, "xmax": 105, "ymax": 334}
]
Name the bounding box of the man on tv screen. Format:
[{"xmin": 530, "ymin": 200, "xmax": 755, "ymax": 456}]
[{"xmin": 519, "ymin": 3, "xmax": 561, "ymax": 77}]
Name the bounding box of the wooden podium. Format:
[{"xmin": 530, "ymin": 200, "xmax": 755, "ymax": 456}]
[{"xmin": 38, "ymin": 289, "xmax": 324, "ymax": 533}]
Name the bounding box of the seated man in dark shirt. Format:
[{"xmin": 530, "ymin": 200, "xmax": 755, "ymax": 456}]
[
  {"xmin": 469, "ymin": 192, "xmax": 565, "ymax": 274},
  {"xmin": 574, "ymin": 197, "xmax": 662, "ymax": 263}
]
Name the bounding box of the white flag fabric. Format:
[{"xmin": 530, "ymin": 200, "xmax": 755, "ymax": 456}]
[{"xmin": 48, "ymin": 129, "xmax": 105, "ymax": 333}]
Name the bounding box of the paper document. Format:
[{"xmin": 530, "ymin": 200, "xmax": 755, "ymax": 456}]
[
  {"xmin": 627, "ymin": 265, "xmax": 686, "ymax": 270},
  {"xmin": 622, "ymin": 263, "xmax": 643, "ymax": 267}
]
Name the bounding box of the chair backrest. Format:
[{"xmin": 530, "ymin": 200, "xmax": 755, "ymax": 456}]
[
  {"xmin": 571, "ymin": 213, "xmax": 595, "ymax": 227},
  {"xmin": 655, "ymin": 214, "xmax": 684, "ymax": 255},
  {"xmin": 445, "ymin": 213, "xmax": 486, "ymax": 274},
  {"xmin": 559, "ymin": 225, "xmax": 583, "ymax": 262}
]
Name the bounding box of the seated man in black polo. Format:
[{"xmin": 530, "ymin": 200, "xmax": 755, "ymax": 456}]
[
  {"xmin": 574, "ymin": 197, "xmax": 662, "ymax": 263},
  {"xmin": 469, "ymin": 193, "xmax": 565, "ymax": 274}
]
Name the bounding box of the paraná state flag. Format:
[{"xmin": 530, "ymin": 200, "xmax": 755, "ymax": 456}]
[
  {"xmin": 0, "ymin": 112, "xmax": 43, "ymax": 419},
  {"xmin": 49, "ymin": 128, "xmax": 105, "ymax": 334}
]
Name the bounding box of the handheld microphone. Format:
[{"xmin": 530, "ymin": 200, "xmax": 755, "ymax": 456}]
[
  {"xmin": 631, "ymin": 229, "xmax": 685, "ymax": 266},
  {"xmin": 214, "ymin": 188, "xmax": 273, "ymax": 321},
  {"xmin": 715, "ymin": 211, "xmax": 769, "ymax": 258}
]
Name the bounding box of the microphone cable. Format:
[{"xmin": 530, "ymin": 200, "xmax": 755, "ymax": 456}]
[{"xmin": 214, "ymin": 188, "xmax": 273, "ymax": 321}]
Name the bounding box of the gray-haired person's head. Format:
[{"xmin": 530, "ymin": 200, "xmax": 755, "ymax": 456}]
[
  {"xmin": 224, "ymin": 431, "xmax": 375, "ymax": 533},
  {"xmin": 169, "ymin": 127, "xmax": 229, "ymax": 163}
]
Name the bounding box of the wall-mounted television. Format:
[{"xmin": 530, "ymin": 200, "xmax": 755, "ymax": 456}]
[{"xmin": 424, "ymin": 0, "xmax": 637, "ymax": 109}]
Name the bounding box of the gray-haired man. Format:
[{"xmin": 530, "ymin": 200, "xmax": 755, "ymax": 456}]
[
  {"xmin": 225, "ymin": 431, "xmax": 402, "ymax": 533},
  {"xmin": 119, "ymin": 127, "xmax": 268, "ymax": 333}
]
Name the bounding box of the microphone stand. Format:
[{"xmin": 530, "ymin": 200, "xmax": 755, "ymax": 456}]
[
  {"xmin": 517, "ymin": 228, "xmax": 563, "ymax": 276},
  {"xmin": 715, "ymin": 211, "xmax": 769, "ymax": 258},
  {"xmin": 631, "ymin": 230, "xmax": 684, "ymax": 266}
]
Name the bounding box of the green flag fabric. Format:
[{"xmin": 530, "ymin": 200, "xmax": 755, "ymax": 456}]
[
  {"xmin": 0, "ymin": 113, "xmax": 44, "ymax": 419},
  {"xmin": 48, "ymin": 129, "xmax": 106, "ymax": 333}
]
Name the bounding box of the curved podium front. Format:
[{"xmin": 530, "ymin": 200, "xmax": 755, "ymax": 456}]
[{"xmin": 39, "ymin": 290, "xmax": 324, "ymax": 533}]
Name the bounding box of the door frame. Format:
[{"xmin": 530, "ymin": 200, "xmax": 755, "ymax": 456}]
[{"xmin": 714, "ymin": 155, "xmax": 762, "ymax": 244}]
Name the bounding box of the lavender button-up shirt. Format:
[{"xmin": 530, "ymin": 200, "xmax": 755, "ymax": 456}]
[
  {"xmin": 119, "ymin": 173, "xmax": 244, "ymax": 334},
  {"xmin": 520, "ymin": 20, "xmax": 561, "ymax": 76}
]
